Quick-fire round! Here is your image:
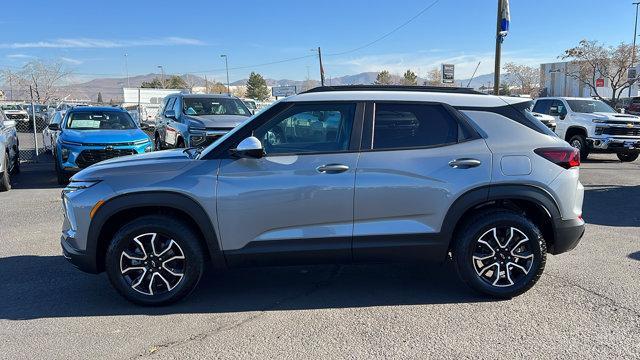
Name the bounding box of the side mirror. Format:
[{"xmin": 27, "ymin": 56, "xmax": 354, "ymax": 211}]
[
  {"xmin": 3, "ymin": 120, "xmax": 16, "ymax": 128},
  {"xmin": 232, "ymin": 136, "xmax": 264, "ymax": 158},
  {"xmin": 165, "ymin": 109, "xmax": 176, "ymax": 119},
  {"xmin": 48, "ymin": 123, "xmax": 60, "ymax": 131}
]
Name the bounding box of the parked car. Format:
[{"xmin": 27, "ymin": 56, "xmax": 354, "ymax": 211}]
[
  {"xmin": 624, "ymin": 96, "xmax": 640, "ymax": 115},
  {"xmin": 25, "ymin": 104, "xmax": 49, "ymax": 129},
  {"xmin": 532, "ymin": 97, "xmax": 640, "ymax": 162},
  {"xmin": 154, "ymin": 93, "xmax": 252, "ymax": 150},
  {"xmin": 0, "ymin": 108, "xmax": 20, "ymax": 191},
  {"xmin": 50, "ymin": 106, "xmax": 152, "ymax": 184},
  {"xmin": 1, "ymin": 104, "xmax": 30, "ymax": 130},
  {"xmin": 43, "ymin": 111, "xmax": 65, "ymax": 153},
  {"xmin": 530, "ymin": 111, "xmax": 556, "ymax": 131},
  {"xmin": 60, "ymin": 85, "xmax": 585, "ymax": 305}
]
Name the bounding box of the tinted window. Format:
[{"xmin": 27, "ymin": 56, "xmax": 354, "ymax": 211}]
[
  {"xmin": 373, "ymin": 103, "xmax": 458, "ymax": 150},
  {"xmin": 183, "ymin": 97, "xmax": 250, "ymax": 116},
  {"xmin": 532, "ymin": 99, "xmax": 552, "ymax": 114},
  {"xmin": 254, "ymin": 103, "xmax": 355, "ymax": 155},
  {"xmin": 66, "ymin": 111, "xmax": 136, "ymax": 130},
  {"xmin": 164, "ymin": 98, "xmax": 175, "ymax": 116}
]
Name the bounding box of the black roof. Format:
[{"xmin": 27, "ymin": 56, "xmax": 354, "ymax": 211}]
[{"xmin": 302, "ymin": 85, "xmax": 483, "ymax": 95}]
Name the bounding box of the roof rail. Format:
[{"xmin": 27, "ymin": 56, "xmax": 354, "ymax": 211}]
[{"xmin": 301, "ymin": 85, "xmax": 484, "ymax": 95}]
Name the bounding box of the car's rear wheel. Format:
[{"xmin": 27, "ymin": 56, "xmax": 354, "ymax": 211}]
[
  {"xmin": 105, "ymin": 215, "xmax": 204, "ymax": 306},
  {"xmin": 12, "ymin": 150, "xmax": 20, "ymax": 175},
  {"xmin": 569, "ymin": 134, "xmax": 589, "ymax": 160},
  {"xmin": 0, "ymin": 155, "xmax": 11, "ymax": 192},
  {"xmin": 617, "ymin": 151, "xmax": 639, "ymax": 162},
  {"xmin": 453, "ymin": 210, "xmax": 546, "ymax": 298}
]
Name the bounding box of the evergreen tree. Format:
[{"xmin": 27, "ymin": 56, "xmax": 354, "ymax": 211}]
[
  {"xmin": 374, "ymin": 70, "xmax": 393, "ymax": 85},
  {"xmin": 245, "ymin": 72, "xmax": 270, "ymax": 101},
  {"xmin": 402, "ymin": 70, "xmax": 418, "ymax": 86},
  {"xmin": 97, "ymin": 92, "xmax": 103, "ymax": 104}
]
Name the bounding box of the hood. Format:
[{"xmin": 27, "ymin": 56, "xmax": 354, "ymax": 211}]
[
  {"xmin": 72, "ymin": 149, "xmax": 191, "ymax": 180},
  {"xmin": 589, "ymin": 112, "xmax": 640, "ymax": 122},
  {"xmin": 186, "ymin": 114, "xmax": 249, "ymax": 129},
  {"xmin": 61, "ymin": 128, "xmax": 150, "ymax": 144}
]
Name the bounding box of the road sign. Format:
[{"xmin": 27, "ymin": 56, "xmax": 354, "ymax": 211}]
[
  {"xmin": 272, "ymin": 86, "xmax": 297, "ymax": 97},
  {"xmin": 628, "ymin": 68, "xmax": 637, "ymax": 83},
  {"xmin": 596, "ymin": 78, "xmax": 605, "ymax": 87},
  {"xmin": 442, "ymin": 64, "xmax": 455, "ymax": 84}
]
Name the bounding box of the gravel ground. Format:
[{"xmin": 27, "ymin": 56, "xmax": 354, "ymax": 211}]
[{"xmin": 0, "ymin": 154, "xmax": 638, "ymax": 359}]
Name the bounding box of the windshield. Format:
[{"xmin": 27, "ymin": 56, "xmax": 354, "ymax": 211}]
[
  {"xmin": 66, "ymin": 111, "xmax": 137, "ymax": 130},
  {"xmin": 1, "ymin": 105, "xmax": 23, "ymax": 111},
  {"xmin": 566, "ymin": 99, "xmax": 615, "ymax": 113},
  {"xmin": 183, "ymin": 97, "xmax": 251, "ymax": 116}
]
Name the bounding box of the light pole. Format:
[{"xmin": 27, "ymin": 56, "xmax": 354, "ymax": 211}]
[
  {"xmin": 493, "ymin": 0, "xmax": 504, "ymax": 95},
  {"xmin": 220, "ymin": 55, "xmax": 230, "ymax": 95},
  {"xmin": 124, "ymin": 53, "xmax": 130, "ymax": 88},
  {"xmin": 157, "ymin": 65, "xmax": 165, "ymax": 89},
  {"xmin": 630, "ymin": 2, "xmax": 640, "ymax": 97},
  {"xmin": 310, "ymin": 47, "xmax": 325, "ymax": 86}
]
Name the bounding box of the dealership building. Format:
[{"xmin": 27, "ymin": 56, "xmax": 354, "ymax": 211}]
[{"xmin": 539, "ymin": 61, "xmax": 640, "ymax": 98}]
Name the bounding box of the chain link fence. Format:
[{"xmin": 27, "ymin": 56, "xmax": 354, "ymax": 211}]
[{"xmin": 10, "ymin": 103, "xmax": 52, "ymax": 163}]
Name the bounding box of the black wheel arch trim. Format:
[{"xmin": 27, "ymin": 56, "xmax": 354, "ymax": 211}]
[
  {"xmin": 441, "ymin": 184, "xmax": 563, "ymax": 253},
  {"xmin": 565, "ymin": 126, "xmax": 588, "ymax": 139},
  {"xmin": 87, "ymin": 191, "xmax": 224, "ymax": 273}
]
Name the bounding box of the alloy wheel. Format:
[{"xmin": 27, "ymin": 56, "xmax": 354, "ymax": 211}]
[
  {"xmin": 120, "ymin": 232, "xmax": 186, "ymax": 296},
  {"xmin": 570, "ymin": 139, "xmax": 582, "ymax": 149},
  {"xmin": 472, "ymin": 227, "xmax": 534, "ymax": 288}
]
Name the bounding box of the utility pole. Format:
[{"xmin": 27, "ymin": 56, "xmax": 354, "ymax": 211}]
[
  {"xmin": 29, "ymin": 86, "xmax": 39, "ymax": 159},
  {"xmin": 493, "ymin": 0, "xmax": 504, "ymax": 95},
  {"xmin": 317, "ymin": 47, "xmax": 325, "ymax": 86},
  {"xmin": 124, "ymin": 53, "xmax": 130, "ymax": 87},
  {"xmin": 220, "ymin": 54, "xmax": 230, "ymax": 95},
  {"xmin": 630, "ymin": 2, "xmax": 640, "ymax": 97},
  {"xmin": 157, "ymin": 65, "xmax": 165, "ymax": 89}
]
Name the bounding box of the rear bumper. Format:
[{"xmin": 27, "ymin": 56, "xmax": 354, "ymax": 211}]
[
  {"xmin": 61, "ymin": 235, "xmax": 98, "ymax": 274},
  {"xmin": 550, "ymin": 217, "xmax": 585, "ymax": 254}
]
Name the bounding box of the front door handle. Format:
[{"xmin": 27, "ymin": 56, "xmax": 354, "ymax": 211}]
[
  {"xmin": 316, "ymin": 164, "xmax": 349, "ymax": 173},
  {"xmin": 449, "ymin": 158, "xmax": 481, "ymax": 169}
]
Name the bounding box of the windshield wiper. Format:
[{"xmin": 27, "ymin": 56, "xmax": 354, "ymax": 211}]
[{"xmin": 182, "ymin": 147, "xmax": 202, "ymax": 159}]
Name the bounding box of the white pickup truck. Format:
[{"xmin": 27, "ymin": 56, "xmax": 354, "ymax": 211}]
[{"xmin": 532, "ymin": 97, "xmax": 640, "ymax": 162}]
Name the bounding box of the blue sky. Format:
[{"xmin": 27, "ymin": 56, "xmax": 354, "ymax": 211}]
[{"xmin": 1, "ymin": 0, "xmax": 637, "ymax": 83}]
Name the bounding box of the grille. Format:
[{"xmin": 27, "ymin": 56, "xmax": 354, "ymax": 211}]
[
  {"xmin": 602, "ymin": 127, "xmax": 640, "ymax": 136},
  {"xmin": 6, "ymin": 113, "xmax": 27, "ymax": 120},
  {"xmin": 76, "ymin": 149, "xmax": 136, "ymax": 168}
]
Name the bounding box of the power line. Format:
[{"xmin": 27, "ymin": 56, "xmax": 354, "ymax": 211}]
[{"xmin": 326, "ymin": 0, "xmax": 441, "ymax": 56}]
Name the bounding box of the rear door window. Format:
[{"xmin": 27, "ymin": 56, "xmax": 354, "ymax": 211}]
[{"xmin": 372, "ymin": 103, "xmax": 460, "ymax": 150}]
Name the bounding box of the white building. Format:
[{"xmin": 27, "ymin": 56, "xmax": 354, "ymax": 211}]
[{"xmin": 540, "ymin": 61, "xmax": 639, "ymax": 99}]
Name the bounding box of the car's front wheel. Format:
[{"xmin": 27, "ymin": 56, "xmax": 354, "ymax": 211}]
[
  {"xmin": 105, "ymin": 215, "xmax": 205, "ymax": 306},
  {"xmin": 617, "ymin": 151, "xmax": 639, "ymax": 162},
  {"xmin": 453, "ymin": 210, "xmax": 546, "ymax": 298},
  {"xmin": 0, "ymin": 155, "xmax": 11, "ymax": 192},
  {"xmin": 568, "ymin": 134, "xmax": 589, "ymax": 160}
]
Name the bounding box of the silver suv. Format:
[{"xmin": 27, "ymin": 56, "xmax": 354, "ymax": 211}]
[{"xmin": 60, "ymin": 86, "xmax": 585, "ymax": 305}]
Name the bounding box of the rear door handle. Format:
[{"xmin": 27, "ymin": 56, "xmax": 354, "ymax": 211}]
[
  {"xmin": 448, "ymin": 158, "xmax": 481, "ymax": 169},
  {"xmin": 316, "ymin": 164, "xmax": 349, "ymax": 173}
]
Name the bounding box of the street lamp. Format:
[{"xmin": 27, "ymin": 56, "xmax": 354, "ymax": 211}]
[
  {"xmin": 124, "ymin": 53, "xmax": 130, "ymax": 88},
  {"xmin": 157, "ymin": 65, "xmax": 165, "ymax": 89},
  {"xmin": 220, "ymin": 55, "xmax": 230, "ymax": 95}
]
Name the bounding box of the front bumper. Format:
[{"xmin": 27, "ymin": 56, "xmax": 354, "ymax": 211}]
[
  {"xmin": 57, "ymin": 142, "xmax": 152, "ymax": 171},
  {"xmin": 587, "ymin": 137, "xmax": 640, "ymax": 151},
  {"xmin": 61, "ymin": 235, "xmax": 99, "ymax": 273},
  {"xmin": 551, "ymin": 217, "xmax": 585, "ymax": 254}
]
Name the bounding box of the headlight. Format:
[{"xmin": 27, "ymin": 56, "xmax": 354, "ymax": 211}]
[
  {"xmin": 592, "ymin": 119, "xmax": 608, "ymax": 123},
  {"xmin": 190, "ymin": 135, "xmax": 206, "ymax": 146},
  {"xmin": 63, "ymin": 180, "xmax": 101, "ymax": 193},
  {"xmin": 145, "ymin": 144, "xmax": 153, "ymax": 152},
  {"xmin": 133, "ymin": 138, "xmax": 151, "ymax": 145},
  {"xmin": 61, "ymin": 139, "xmax": 82, "ymax": 146}
]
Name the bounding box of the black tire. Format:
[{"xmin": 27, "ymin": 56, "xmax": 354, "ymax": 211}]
[
  {"xmin": 453, "ymin": 209, "xmax": 547, "ymax": 299},
  {"xmin": 12, "ymin": 151, "xmax": 20, "ymax": 175},
  {"xmin": 176, "ymin": 138, "xmax": 185, "ymax": 149},
  {"xmin": 0, "ymin": 155, "xmax": 11, "ymax": 192},
  {"xmin": 55, "ymin": 158, "xmax": 70, "ymax": 185},
  {"xmin": 617, "ymin": 151, "xmax": 639, "ymax": 162},
  {"xmin": 568, "ymin": 134, "xmax": 589, "ymax": 160},
  {"xmin": 105, "ymin": 215, "xmax": 205, "ymax": 306},
  {"xmin": 154, "ymin": 134, "xmax": 163, "ymax": 151}
]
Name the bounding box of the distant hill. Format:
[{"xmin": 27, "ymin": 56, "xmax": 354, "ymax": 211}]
[{"xmin": 58, "ymin": 71, "xmax": 519, "ymax": 102}]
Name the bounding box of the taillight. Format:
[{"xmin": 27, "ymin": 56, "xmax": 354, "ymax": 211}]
[{"xmin": 534, "ymin": 147, "xmax": 580, "ymax": 169}]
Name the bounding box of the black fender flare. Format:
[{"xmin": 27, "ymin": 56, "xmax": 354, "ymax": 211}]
[
  {"xmin": 565, "ymin": 126, "xmax": 588, "ymax": 140},
  {"xmin": 441, "ymin": 184, "xmax": 561, "ymax": 247},
  {"xmin": 87, "ymin": 191, "xmax": 224, "ymax": 272}
]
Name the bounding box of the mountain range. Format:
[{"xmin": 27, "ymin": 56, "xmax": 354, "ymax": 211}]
[{"xmin": 58, "ymin": 72, "xmax": 517, "ymax": 102}]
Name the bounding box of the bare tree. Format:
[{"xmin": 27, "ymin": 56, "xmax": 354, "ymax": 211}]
[
  {"xmin": 424, "ymin": 67, "xmax": 441, "ymax": 86},
  {"xmin": 1, "ymin": 60, "xmax": 72, "ymax": 103},
  {"xmin": 561, "ymin": 40, "xmax": 638, "ymax": 104},
  {"xmin": 503, "ymin": 62, "xmax": 540, "ymax": 96}
]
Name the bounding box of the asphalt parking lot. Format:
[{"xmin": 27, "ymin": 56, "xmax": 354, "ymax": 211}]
[{"xmin": 1, "ymin": 154, "xmax": 639, "ymax": 359}]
